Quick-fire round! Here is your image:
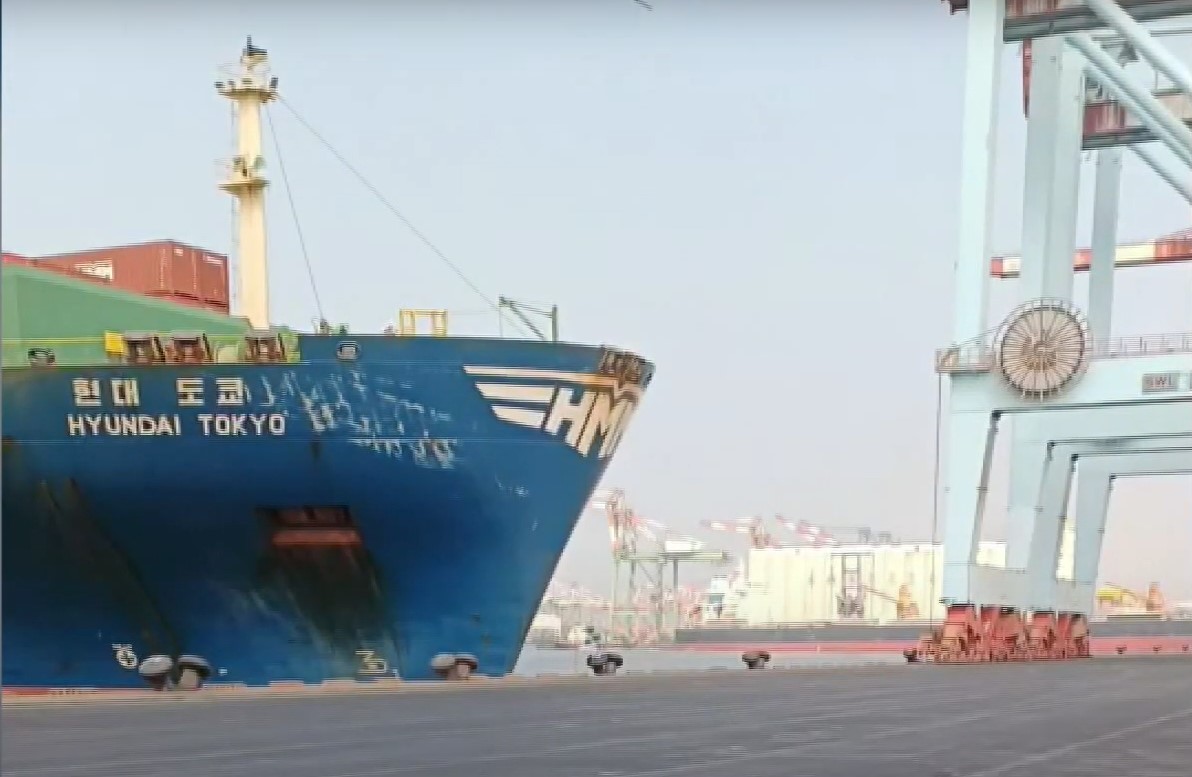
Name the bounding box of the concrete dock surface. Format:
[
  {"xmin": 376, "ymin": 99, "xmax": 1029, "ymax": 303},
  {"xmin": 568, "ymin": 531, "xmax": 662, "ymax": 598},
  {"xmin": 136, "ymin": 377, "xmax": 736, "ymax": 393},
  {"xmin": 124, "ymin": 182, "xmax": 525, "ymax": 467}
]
[{"xmin": 4, "ymin": 657, "xmax": 1190, "ymax": 777}]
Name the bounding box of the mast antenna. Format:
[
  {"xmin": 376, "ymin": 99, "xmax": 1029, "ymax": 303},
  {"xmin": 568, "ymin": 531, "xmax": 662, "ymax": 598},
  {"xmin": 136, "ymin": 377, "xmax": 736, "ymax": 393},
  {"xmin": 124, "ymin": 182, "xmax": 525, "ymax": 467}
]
[
  {"xmin": 216, "ymin": 37, "xmax": 279, "ymax": 329},
  {"xmin": 497, "ymin": 297, "xmax": 560, "ymax": 341}
]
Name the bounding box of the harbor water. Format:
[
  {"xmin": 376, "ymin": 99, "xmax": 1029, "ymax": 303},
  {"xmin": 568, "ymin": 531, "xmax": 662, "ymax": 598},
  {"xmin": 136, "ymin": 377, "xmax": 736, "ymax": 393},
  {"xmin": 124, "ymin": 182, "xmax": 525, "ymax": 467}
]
[{"xmin": 511, "ymin": 645, "xmax": 903, "ymax": 676}]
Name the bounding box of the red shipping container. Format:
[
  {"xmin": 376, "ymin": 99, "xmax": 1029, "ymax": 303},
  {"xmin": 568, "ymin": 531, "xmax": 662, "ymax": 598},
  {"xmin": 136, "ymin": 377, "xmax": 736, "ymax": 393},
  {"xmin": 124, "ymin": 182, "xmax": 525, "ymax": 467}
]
[
  {"xmin": 198, "ymin": 251, "xmax": 231, "ymax": 308},
  {"xmin": 1154, "ymin": 234, "xmax": 1192, "ymax": 261},
  {"xmin": 35, "ymin": 240, "xmax": 231, "ymax": 312},
  {"xmin": 4, "ymin": 250, "xmax": 115, "ymax": 286},
  {"xmin": 144, "ymin": 289, "xmax": 230, "ymax": 314}
]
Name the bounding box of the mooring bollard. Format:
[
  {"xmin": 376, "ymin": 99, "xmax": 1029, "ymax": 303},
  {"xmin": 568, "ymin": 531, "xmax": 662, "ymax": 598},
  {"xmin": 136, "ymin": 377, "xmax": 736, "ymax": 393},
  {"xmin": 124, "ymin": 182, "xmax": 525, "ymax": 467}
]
[
  {"xmin": 175, "ymin": 655, "xmax": 213, "ymax": 690},
  {"xmin": 586, "ymin": 652, "xmax": 624, "ymax": 676},
  {"xmin": 137, "ymin": 655, "xmax": 176, "ymax": 691},
  {"xmin": 431, "ymin": 653, "xmax": 479, "ymax": 681},
  {"xmin": 741, "ymin": 650, "xmax": 771, "ymax": 669}
]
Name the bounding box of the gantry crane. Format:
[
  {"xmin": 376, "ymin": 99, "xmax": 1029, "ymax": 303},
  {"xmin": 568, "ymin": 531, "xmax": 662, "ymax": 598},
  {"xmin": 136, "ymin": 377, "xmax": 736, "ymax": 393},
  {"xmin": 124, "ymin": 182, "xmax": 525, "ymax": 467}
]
[
  {"xmin": 538, "ymin": 582, "xmax": 611, "ymax": 639},
  {"xmin": 596, "ymin": 489, "xmax": 731, "ymax": 643},
  {"xmin": 862, "ymin": 584, "xmax": 921, "ymax": 620},
  {"xmin": 779, "ymin": 519, "xmax": 897, "ymax": 546},
  {"xmin": 703, "ymin": 516, "xmax": 897, "ymax": 548},
  {"xmin": 1095, "ymin": 582, "xmax": 1166, "ymax": 613},
  {"xmin": 700, "ymin": 516, "xmax": 783, "ymax": 550}
]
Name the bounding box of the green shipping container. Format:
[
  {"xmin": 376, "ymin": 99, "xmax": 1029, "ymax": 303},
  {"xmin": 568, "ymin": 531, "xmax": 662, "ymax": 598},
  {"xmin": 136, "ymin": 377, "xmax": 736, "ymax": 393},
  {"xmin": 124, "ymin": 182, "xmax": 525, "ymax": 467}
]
[{"xmin": 2, "ymin": 263, "xmax": 251, "ymax": 367}]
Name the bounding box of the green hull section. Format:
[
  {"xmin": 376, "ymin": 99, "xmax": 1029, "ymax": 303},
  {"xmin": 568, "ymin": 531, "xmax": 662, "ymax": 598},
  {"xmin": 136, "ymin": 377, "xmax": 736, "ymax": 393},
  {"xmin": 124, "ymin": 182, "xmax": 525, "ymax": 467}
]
[{"xmin": 2, "ymin": 264, "xmax": 248, "ymax": 367}]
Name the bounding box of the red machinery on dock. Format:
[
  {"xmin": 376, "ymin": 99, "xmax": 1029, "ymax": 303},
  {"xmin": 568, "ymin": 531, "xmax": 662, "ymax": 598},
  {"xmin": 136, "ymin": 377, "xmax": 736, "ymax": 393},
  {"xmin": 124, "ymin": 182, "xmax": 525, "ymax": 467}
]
[{"xmin": 904, "ymin": 604, "xmax": 1091, "ymax": 664}]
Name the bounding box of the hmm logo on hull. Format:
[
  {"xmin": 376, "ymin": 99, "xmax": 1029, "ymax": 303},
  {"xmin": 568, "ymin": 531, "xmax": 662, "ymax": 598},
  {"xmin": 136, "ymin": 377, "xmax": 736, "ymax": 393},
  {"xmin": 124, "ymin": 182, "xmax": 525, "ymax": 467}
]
[{"xmin": 464, "ymin": 350, "xmax": 649, "ymax": 459}]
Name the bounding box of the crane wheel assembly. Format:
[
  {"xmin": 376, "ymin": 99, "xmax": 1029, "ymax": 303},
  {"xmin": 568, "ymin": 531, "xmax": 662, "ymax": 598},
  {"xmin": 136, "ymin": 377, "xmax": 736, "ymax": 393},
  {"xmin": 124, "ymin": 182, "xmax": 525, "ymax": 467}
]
[{"xmin": 904, "ymin": 603, "xmax": 1091, "ymax": 664}]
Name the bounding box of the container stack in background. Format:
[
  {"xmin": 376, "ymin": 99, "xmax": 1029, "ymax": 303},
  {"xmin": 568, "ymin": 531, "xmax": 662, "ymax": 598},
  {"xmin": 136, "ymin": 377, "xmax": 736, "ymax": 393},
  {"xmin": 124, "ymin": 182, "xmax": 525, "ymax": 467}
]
[
  {"xmin": 2, "ymin": 240, "xmax": 243, "ymax": 368},
  {"xmin": 13, "ymin": 240, "xmax": 231, "ymax": 314}
]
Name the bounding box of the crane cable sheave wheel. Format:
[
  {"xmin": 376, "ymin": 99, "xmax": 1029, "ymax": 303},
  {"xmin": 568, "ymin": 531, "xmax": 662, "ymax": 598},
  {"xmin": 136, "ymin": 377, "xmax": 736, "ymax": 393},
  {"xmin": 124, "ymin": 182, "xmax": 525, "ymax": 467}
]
[{"xmin": 993, "ymin": 297, "xmax": 1091, "ymax": 400}]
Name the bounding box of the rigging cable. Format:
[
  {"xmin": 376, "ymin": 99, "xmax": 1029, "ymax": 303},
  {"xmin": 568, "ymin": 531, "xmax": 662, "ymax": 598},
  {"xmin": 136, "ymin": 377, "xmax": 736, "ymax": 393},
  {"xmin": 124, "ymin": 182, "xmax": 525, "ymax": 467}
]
[
  {"xmin": 276, "ymin": 96, "xmax": 532, "ymax": 338},
  {"xmin": 265, "ymin": 105, "xmax": 327, "ymax": 323}
]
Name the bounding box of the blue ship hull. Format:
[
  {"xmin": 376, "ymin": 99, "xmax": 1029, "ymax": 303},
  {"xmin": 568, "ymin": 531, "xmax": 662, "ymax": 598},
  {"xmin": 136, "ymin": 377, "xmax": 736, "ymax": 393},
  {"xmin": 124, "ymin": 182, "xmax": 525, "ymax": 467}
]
[{"xmin": 2, "ymin": 334, "xmax": 652, "ymax": 689}]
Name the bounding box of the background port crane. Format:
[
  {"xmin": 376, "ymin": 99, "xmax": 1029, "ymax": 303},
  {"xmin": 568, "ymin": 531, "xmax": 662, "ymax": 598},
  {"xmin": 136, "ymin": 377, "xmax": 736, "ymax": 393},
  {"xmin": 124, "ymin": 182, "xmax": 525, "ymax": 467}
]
[
  {"xmin": 598, "ymin": 489, "xmax": 731, "ymax": 643},
  {"xmin": 700, "ymin": 516, "xmax": 783, "ymax": 549}
]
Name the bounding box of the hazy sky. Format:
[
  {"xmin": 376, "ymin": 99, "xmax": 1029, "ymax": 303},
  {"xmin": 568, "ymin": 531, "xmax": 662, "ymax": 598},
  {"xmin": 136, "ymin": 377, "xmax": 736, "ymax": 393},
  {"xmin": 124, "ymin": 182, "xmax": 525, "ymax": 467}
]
[{"xmin": 3, "ymin": 1, "xmax": 1190, "ymax": 598}]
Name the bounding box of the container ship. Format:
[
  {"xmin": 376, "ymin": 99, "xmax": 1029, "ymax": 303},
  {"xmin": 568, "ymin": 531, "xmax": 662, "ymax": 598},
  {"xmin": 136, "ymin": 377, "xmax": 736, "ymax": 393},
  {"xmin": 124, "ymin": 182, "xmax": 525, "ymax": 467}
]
[
  {"xmin": 1, "ymin": 39, "xmax": 653, "ymax": 690},
  {"xmin": 677, "ymin": 535, "xmax": 1192, "ymax": 655}
]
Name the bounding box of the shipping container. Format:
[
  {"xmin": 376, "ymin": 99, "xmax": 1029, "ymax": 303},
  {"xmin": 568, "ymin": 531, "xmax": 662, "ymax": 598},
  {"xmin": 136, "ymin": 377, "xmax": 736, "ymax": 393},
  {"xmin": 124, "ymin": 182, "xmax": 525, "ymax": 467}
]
[
  {"xmin": 34, "ymin": 240, "xmax": 231, "ymax": 314},
  {"xmin": 739, "ymin": 533, "xmax": 1074, "ymax": 627},
  {"xmin": 743, "ymin": 545, "xmax": 948, "ymax": 625},
  {"xmin": 1155, "ymin": 229, "xmax": 1192, "ymax": 260},
  {"xmin": 4, "ymin": 251, "xmax": 116, "ymax": 287},
  {"xmin": 2, "ymin": 261, "xmax": 247, "ymax": 367},
  {"xmin": 143, "ymin": 289, "xmax": 231, "ymax": 315}
]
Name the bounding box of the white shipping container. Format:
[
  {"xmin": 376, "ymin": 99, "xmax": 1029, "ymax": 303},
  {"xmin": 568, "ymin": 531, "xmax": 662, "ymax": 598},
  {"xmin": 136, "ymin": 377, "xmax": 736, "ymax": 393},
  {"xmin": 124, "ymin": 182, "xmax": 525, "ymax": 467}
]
[{"xmin": 740, "ymin": 538, "xmax": 1051, "ymax": 625}]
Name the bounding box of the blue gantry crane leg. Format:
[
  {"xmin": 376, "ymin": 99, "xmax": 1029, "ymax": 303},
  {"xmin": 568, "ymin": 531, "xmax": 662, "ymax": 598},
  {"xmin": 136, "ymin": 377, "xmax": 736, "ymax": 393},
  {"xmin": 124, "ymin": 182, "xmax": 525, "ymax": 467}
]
[{"xmin": 921, "ymin": 0, "xmax": 1192, "ymax": 664}]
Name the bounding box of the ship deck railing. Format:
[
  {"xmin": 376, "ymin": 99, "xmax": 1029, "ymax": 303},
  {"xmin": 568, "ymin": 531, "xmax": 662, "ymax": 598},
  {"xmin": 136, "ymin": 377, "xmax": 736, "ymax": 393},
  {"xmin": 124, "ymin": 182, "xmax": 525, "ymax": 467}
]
[{"xmin": 2, "ymin": 331, "xmax": 302, "ymax": 368}]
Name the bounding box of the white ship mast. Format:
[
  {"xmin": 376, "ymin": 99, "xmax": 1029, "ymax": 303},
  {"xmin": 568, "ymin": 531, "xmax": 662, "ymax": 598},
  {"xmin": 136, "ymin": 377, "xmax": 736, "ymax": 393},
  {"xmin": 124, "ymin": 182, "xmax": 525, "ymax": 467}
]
[{"xmin": 216, "ymin": 37, "xmax": 278, "ymax": 330}]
